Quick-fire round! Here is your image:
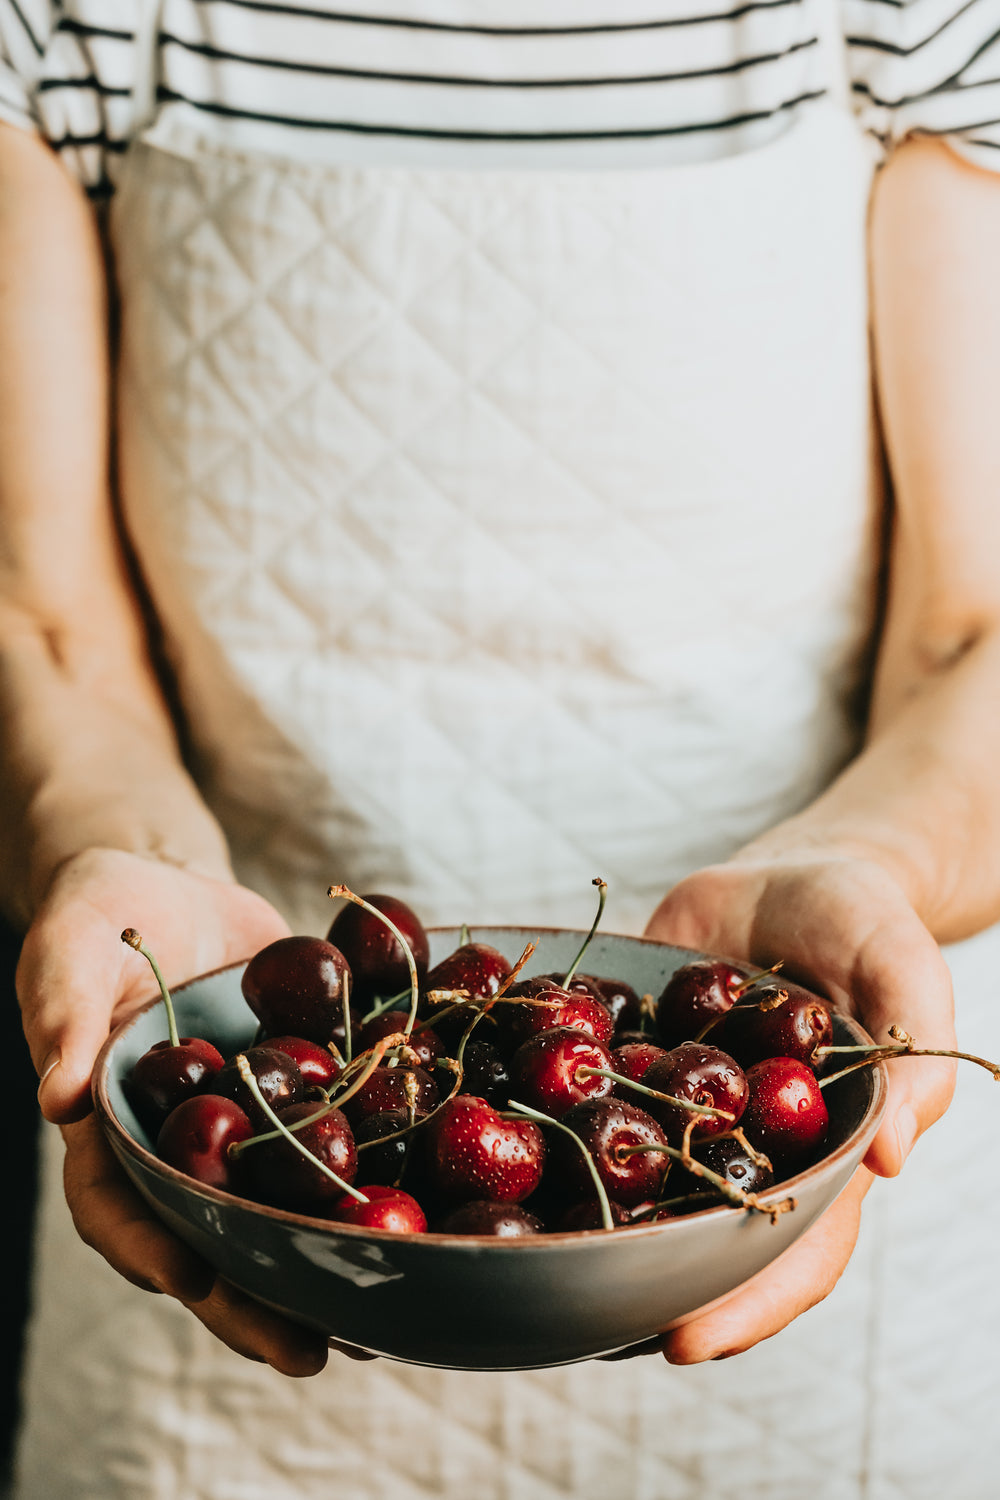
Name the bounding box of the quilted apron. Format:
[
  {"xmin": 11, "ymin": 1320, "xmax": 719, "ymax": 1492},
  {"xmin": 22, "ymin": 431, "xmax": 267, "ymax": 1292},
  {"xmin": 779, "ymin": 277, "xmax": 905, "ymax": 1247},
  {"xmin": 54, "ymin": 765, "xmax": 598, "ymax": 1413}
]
[{"xmin": 14, "ymin": 4, "xmax": 1000, "ymax": 1497}]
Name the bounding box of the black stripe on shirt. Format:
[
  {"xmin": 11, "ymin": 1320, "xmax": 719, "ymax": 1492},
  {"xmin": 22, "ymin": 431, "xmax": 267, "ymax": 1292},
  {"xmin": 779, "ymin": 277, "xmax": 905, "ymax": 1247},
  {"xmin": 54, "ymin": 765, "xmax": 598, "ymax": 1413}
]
[
  {"xmin": 38, "ymin": 72, "xmax": 132, "ymax": 93},
  {"xmin": 159, "ymin": 30, "xmax": 819, "ymax": 89},
  {"xmin": 155, "ymin": 82, "xmax": 826, "ymax": 139},
  {"xmin": 55, "ymin": 17, "xmax": 134, "ymax": 41},
  {"xmin": 7, "ymin": 0, "xmax": 45, "ymax": 55},
  {"xmin": 846, "ymin": 0, "xmax": 981, "ymax": 57},
  {"xmin": 209, "ymin": 0, "xmax": 805, "ymax": 37}
]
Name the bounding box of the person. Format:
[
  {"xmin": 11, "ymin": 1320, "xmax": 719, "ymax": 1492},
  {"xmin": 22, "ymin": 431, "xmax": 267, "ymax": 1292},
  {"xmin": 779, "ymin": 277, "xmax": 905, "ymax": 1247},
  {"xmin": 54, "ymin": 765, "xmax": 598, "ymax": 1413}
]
[{"xmin": 2, "ymin": 0, "xmax": 1000, "ymax": 1494}]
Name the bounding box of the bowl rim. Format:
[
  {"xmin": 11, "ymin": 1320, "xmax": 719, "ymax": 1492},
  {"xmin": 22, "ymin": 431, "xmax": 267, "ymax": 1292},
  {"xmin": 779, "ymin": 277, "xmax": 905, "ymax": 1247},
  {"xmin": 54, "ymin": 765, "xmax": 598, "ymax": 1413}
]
[{"xmin": 93, "ymin": 926, "xmax": 889, "ymax": 1250}]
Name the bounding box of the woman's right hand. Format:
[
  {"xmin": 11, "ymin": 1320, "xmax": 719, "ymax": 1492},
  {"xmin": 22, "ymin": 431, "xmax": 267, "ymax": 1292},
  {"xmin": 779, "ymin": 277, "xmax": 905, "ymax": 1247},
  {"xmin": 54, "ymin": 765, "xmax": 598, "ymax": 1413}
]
[{"xmin": 17, "ymin": 846, "xmax": 334, "ymax": 1374}]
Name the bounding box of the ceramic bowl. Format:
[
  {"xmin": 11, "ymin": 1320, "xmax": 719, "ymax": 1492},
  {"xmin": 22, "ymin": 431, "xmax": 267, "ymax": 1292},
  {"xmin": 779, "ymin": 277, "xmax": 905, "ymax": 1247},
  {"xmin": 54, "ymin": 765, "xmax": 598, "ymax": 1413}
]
[{"xmin": 93, "ymin": 927, "xmax": 886, "ymax": 1371}]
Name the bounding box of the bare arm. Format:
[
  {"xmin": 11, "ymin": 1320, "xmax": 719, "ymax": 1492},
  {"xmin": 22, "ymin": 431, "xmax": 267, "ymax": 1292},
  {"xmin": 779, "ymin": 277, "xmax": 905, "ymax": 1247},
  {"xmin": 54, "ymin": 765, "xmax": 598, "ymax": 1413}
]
[
  {"xmin": 0, "ymin": 123, "xmax": 323, "ymax": 1373},
  {"xmin": 650, "ymin": 136, "xmax": 1000, "ymax": 1361}
]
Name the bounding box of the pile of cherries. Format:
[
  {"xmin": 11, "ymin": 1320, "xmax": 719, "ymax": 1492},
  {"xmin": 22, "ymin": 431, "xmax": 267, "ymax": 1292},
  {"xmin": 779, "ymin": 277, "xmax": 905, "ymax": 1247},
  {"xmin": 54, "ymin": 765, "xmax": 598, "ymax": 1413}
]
[{"xmin": 122, "ymin": 880, "xmax": 985, "ymax": 1237}]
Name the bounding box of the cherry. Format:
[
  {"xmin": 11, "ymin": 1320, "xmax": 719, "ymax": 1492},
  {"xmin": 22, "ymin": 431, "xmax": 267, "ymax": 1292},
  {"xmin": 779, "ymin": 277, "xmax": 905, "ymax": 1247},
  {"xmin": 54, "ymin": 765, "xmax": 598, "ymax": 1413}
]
[
  {"xmin": 127, "ymin": 1036, "xmax": 225, "ymax": 1135},
  {"xmin": 716, "ymin": 982, "xmax": 833, "ymax": 1070},
  {"xmin": 241, "ymin": 935, "xmax": 352, "ymax": 1047},
  {"xmin": 264, "ymin": 1035, "xmax": 342, "ymax": 1090},
  {"xmin": 436, "ymin": 1201, "xmax": 544, "ymax": 1236},
  {"xmin": 338, "ymin": 1063, "xmax": 440, "ymax": 1125},
  {"xmin": 326, "ymin": 891, "xmax": 429, "ymax": 1004},
  {"xmin": 508, "ymin": 1027, "xmax": 616, "ymax": 1118},
  {"xmin": 741, "ymin": 1056, "xmax": 829, "ymax": 1168},
  {"xmin": 424, "ymin": 942, "xmax": 511, "ymax": 999},
  {"xmin": 555, "ymin": 1198, "xmax": 632, "ymax": 1231},
  {"xmin": 360, "ymin": 1011, "xmax": 446, "ymax": 1071},
  {"xmin": 328, "ymin": 1184, "xmax": 428, "ymax": 1233},
  {"xmin": 638, "ymin": 1043, "xmax": 749, "ymax": 1146},
  {"xmin": 235, "ymin": 1101, "xmax": 358, "ymax": 1214},
  {"xmin": 687, "ymin": 1134, "xmax": 775, "ymax": 1197},
  {"xmin": 156, "ymin": 1094, "xmax": 253, "ymax": 1190},
  {"xmin": 655, "ymin": 959, "xmax": 752, "ymax": 1048},
  {"xmin": 610, "ymin": 1038, "xmax": 667, "ymax": 1091},
  {"xmin": 423, "ymin": 1094, "xmax": 545, "ymax": 1204},
  {"xmin": 212, "ymin": 1044, "xmax": 305, "ymax": 1128},
  {"xmin": 458, "ymin": 1038, "xmax": 509, "ymax": 1107},
  {"xmin": 120, "ymin": 928, "xmax": 225, "ymax": 1132},
  {"xmin": 549, "ymin": 1098, "xmax": 671, "ymax": 1207},
  {"xmin": 506, "ymin": 987, "xmax": 613, "ymax": 1046},
  {"xmin": 584, "ymin": 975, "xmax": 643, "ymax": 1031},
  {"xmin": 353, "ymin": 1108, "xmax": 415, "ymax": 1186}
]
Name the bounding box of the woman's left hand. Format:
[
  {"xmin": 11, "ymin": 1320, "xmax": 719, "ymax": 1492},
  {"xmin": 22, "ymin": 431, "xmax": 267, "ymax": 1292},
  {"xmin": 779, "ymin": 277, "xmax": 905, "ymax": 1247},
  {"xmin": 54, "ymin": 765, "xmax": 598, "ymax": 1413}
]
[{"xmin": 642, "ymin": 848, "xmax": 956, "ymax": 1363}]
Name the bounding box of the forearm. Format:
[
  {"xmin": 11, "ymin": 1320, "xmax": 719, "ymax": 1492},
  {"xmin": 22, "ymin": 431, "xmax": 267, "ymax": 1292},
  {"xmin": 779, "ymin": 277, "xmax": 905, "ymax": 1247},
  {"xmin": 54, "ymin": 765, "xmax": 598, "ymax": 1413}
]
[
  {"xmin": 0, "ymin": 123, "xmax": 231, "ymax": 927},
  {"xmin": 736, "ymin": 137, "xmax": 1000, "ymax": 945}
]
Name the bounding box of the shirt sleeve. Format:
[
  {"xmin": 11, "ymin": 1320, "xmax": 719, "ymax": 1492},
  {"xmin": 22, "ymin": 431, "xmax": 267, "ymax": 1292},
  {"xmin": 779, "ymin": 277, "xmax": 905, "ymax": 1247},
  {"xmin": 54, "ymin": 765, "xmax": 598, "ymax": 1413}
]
[
  {"xmin": 0, "ymin": 0, "xmax": 57, "ymax": 132},
  {"xmin": 846, "ymin": 0, "xmax": 1000, "ymax": 172}
]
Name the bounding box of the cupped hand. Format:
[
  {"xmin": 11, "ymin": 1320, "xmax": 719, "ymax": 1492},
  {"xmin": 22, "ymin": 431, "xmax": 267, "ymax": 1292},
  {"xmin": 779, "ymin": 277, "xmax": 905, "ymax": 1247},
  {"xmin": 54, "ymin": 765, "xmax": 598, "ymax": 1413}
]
[
  {"xmin": 18, "ymin": 846, "xmax": 333, "ymax": 1375},
  {"xmin": 642, "ymin": 850, "xmax": 956, "ymax": 1363}
]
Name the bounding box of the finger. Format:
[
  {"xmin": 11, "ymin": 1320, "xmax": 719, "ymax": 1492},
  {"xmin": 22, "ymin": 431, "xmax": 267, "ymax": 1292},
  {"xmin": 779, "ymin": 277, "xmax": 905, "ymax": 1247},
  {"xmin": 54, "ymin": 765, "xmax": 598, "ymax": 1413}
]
[
  {"xmin": 180, "ymin": 1278, "xmax": 329, "ymax": 1378},
  {"xmin": 62, "ymin": 1115, "xmax": 215, "ymax": 1301},
  {"xmin": 661, "ymin": 1168, "xmax": 872, "ymax": 1364},
  {"xmin": 328, "ymin": 1339, "xmax": 379, "ymax": 1362}
]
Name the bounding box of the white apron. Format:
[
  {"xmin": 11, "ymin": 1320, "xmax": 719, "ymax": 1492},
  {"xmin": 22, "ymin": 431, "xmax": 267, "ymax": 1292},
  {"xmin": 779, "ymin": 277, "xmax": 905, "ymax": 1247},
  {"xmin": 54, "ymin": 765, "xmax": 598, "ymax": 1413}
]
[{"xmin": 14, "ymin": 4, "xmax": 1000, "ymax": 1496}]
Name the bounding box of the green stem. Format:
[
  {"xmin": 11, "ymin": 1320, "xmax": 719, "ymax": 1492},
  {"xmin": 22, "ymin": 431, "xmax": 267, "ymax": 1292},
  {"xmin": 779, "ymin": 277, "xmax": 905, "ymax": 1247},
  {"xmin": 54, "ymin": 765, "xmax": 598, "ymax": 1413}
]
[
  {"xmin": 563, "ymin": 878, "xmax": 608, "ymax": 987},
  {"xmin": 328, "ymin": 885, "xmax": 420, "ymax": 1037},
  {"xmin": 234, "ymin": 1054, "xmax": 368, "ymax": 1204},
  {"xmin": 574, "ymin": 1066, "xmax": 735, "ymax": 1122},
  {"xmin": 121, "ymin": 929, "xmax": 179, "ymax": 1049},
  {"xmin": 506, "ymin": 1097, "xmax": 616, "ymax": 1231}
]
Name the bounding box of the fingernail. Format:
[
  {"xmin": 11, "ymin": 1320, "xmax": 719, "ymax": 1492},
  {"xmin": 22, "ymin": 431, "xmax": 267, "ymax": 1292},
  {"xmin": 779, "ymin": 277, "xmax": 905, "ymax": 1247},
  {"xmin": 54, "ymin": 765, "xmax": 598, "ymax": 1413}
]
[
  {"xmin": 894, "ymin": 1103, "xmax": 918, "ymax": 1162},
  {"xmin": 36, "ymin": 1049, "xmax": 61, "ymax": 1103}
]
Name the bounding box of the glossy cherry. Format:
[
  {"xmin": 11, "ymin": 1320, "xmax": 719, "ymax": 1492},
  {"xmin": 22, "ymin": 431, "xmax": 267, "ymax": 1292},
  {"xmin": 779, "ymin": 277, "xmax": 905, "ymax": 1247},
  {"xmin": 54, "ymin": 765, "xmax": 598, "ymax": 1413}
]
[
  {"xmin": 610, "ymin": 1039, "xmax": 667, "ymax": 1091},
  {"xmin": 655, "ymin": 959, "xmax": 752, "ymax": 1048},
  {"xmin": 241, "ymin": 935, "xmax": 352, "ymax": 1047},
  {"xmin": 423, "ymin": 1094, "xmax": 545, "ymax": 1204},
  {"xmin": 506, "ymin": 986, "xmax": 613, "ymax": 1046},
  {"xmin": 638, "ymin": 1042, "xmax": 749, "ymax": 1146},
  {"xmin": 156, "ymin": 1094, "xmax": 253, "ymax": 1190},
  {"xmin": 212, "ymin": 1045, "xmax": 305, "ymax": 1129},
  {"xmin": 264, "ymin": 1035, "xmax": 342, "ymax": 1090},
  {"xmin": 352, "ymin": 1108, "xmax": 416, "ymax": 1186},
  {"xmin": 338, "ymin": 1063, "xmax": 440, "ymax": 1126},
  {"xmin": 508, "ymin": 1027, "xmax": 616, "ymax": 1118},
  {"xmin": 235, "ymin": 1101, "xmax": 358, "ymax": 1213},
  {"xmin": 423, "ymin": 942, "xmax": 511, "ymax": 999},
  {"xmin": 326, "ymin": 892, "xmax": 430, "ymax": 1004},
  {"xmin": 436, "ymin": 1200, "xmax": 544, "ymax": 1236},
  {"xmin": 741, "ymin": 1056, "xmax": 829, "ymax": 1168},
  {"xmin": 549, "ymin": 1098, "xmax": 671, "ymax": 1207},
  {"xmin": 717, "ymin": 982, "xmax": 833, "ymax": 1070},
  {"xmin": 328, "ymin": 1184, "xmax": 428, "ymax": 1233},
  {"xmin": 127, "ymin": 1036, "xmax": 225, "ymax": 1135}
]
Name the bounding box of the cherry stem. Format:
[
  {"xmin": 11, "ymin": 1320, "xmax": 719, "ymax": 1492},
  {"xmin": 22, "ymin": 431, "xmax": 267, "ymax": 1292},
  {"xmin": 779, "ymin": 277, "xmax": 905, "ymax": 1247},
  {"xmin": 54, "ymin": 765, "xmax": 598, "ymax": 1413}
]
[
  {"xmin": 731, "ymin": 962, "xmax": 784, "ymax": 1000},
  {"xmin": 342, "ymin": 969, "xmax": 353, "ymax": 1065},
  {"xmin": 712, "ymin": 1126, "xmax": 773, "ymax": 1172},
  {"xmin": 563, "ymin": 878, "xmax": 608, "ymax": 987},
  {"xmin": 232, "ymin": 1054, "xmax": 369, "ymax": 1204},
  {"xmin": 328, "ymin": 885, "xmax": 420, "ymax": 1037},
  {"xmin": 359, "ymin": 988, "xmax": 411, "ymax": 1027},
  {"xmin": 573, "ymin": 1066, "xmax": 736, "ymax": 1122},
  {"xmin": 459, "ymin": 924, "xmax": 471, "ymax": 946},
  {"xmin": 121, "ymin": 929, "xmax": 179, "ymax": 1049},
  {"xmin": 326, "ymin": 1035, "xmax": 393, "ymax": 1111},
  {"xmin": 232, "ymin": 1096, "xmax": 342, "ymax": 1153},
  {"xmin": 817, "ymin": 1041, "xmax": 1000, "ymax": 1089},
  {"xmin": 506, "ymin": 1097, "xmax": 615, "ymax": 1231}
]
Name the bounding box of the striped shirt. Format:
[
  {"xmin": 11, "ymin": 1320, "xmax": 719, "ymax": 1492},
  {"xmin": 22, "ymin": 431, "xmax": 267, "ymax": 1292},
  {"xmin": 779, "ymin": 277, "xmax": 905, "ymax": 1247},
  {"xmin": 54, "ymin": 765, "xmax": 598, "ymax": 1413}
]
[{"xmin": 1, "ymin": 0, "xmax": 998, "ymax": 195}]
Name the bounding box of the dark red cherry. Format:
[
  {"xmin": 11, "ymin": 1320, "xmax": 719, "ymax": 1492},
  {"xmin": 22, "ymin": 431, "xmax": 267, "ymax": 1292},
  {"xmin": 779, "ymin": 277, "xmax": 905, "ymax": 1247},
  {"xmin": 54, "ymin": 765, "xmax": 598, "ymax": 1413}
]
[
  {"xmin": 326, "ymin": 893, "xmax": 430, "ymax": 1004},
  {"xmin": 423, "ymin": 942, "xmax": 511, "ymax": 999},
  {"xmin": 156, "ymin": 1094, "xmax": 253, "ymax": 1189},
  {"xmin": 359, "ymin": 1011, "xmax": 445, "ymax": 1071},
  {"xmin": 551, "ymin": 1098, "xmax": 672, "ymax": 1207},
  {"xmin": 508, "ymin": 1027, "xmax": 615, "ymax": 1119},
  {"xmin": 555, "ymin": 1198, "xmax": 632, "ymax": 1231},
  {"xmin": 610, "ymin": 1039, "xmax": 668, "ymax": 1092},
  {"xmin": 436, "ymin": 1201, "xmax": 544, "ymax": 1236},
  {"xmin": 212, "ymin": 1045, "xmax": 305, "ymax": 1128},
  {"xmin": 126, "ymin": 1036, "xmax": 225, "ymax": 1134},
  {"xmin": 741, "ymin": 1056, "xmax": 829, "ymax": 1168},
  {"xmin": 507, "ymin": 986, "xmax": 613, "ymax": 1045},
  {"xmin": 579, "ymin": 975, "xmax": 643, "ymax": 1031},
  {"xmin": 338, "ymin": 1064, "xmax": 439, "ymax": 1125},
  {"xmin": 458, "ymin": 1038, "xmax": 509, "ymax": 1107},
  {"xmin": 655, "ymin": 959, "xmax": 751, "ymax": 1049},
  {"xmin": 236, "ymin": 1102, "xmax": 357, "ymax": 1213},
  {"xmin": 328, "ymin": 1184, "xmax": 428, "ymax": 1233},
  {"xmin": 242, "ymin": 935, "xmax": 352, "ymax": 1047},
  {"xmin": 264, "ymin": 1035, "xmax": 342, "ymax": 1090},
  {"xmin": 352, "ymin": 1108, "xmax": 416, "ymax": 1187},
  {"xmin": 423, "ymin": 1094, "xmax": 545, "ymax": 1204},
  {"xmin": 639, "ymin": 1042, "xmax": 749, "ymax": 1146},
  {"xmin": 688, "ymin": 1134, "xmax": 775, "ymax": 1197},
  {"xmin": 716, "ymin": 983, "xmax": 834, "ymax": 1070}
]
